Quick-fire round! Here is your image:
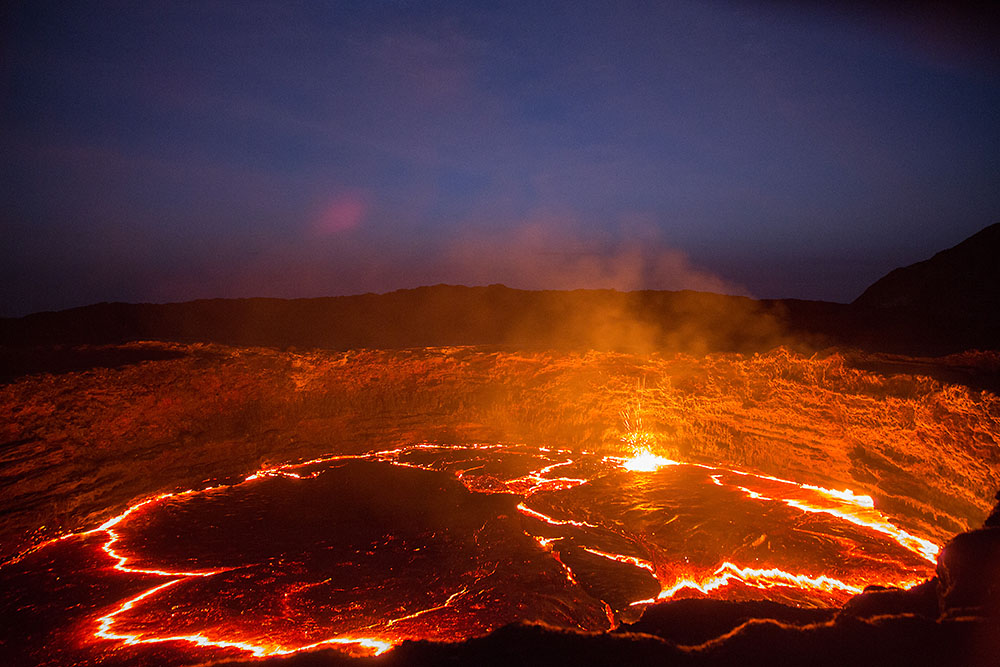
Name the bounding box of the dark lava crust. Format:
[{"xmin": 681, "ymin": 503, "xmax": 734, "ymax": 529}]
[{"xmin": 210, "ymin": 491, "xmax": 1000, "ymax": 667}]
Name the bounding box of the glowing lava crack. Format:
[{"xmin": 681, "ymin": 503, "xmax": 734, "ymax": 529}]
[
  {"xmin": 5, "ymin": 443, "xmax": 940, "ymax": 666},
  {"xmin": 85, "ymin": 480, "xmax": 394, "ymax": 659}
]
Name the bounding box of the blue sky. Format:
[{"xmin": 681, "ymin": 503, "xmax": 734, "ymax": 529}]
[{"xmin": 3, "ymin": 1, "xmax": 998, "ymax": 315}]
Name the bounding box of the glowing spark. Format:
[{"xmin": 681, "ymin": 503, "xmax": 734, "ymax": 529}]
[{"xmin": 622, "ymin": 449, "xmax": 677, "ymax": 472}]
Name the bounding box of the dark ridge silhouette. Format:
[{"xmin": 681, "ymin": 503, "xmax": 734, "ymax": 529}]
[
  {"xmin": 854, "ymin": 223, "xmax": 1000, "ymax": 313},
  {"xmin": 0, "ymin": 286, "xmax": 970, "ymax": 356},
  {"xmin": 844, "ymin": 222, "xmax": 1000, "ymax": 353},
  {"xmin": 0, "ymin": 224, "xmax": 998, "ymax": 367},
  {"xmin": 0, "ymin": 286, "xmax": 797, "ymax": 353}
]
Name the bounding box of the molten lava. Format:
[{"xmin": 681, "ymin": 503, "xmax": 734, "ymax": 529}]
[
  {"xmin": 2, "ymin": 442, "xmax": 941, "ymax": 666},
  {"xmin": 621, "ymin": 448, "xmax": 676, "ymax": 472}
]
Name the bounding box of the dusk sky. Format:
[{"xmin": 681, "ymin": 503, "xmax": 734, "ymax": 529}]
[{"xmin": 3, "ymin": 1, "xmax": 998, "ymax": 317}]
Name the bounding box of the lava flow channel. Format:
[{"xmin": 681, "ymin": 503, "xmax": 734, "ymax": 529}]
[{"xmin": 0, "ymin": 443, "xmax": 939, "ymax": 666}]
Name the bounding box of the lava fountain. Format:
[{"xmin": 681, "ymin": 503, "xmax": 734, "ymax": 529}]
[{"xmin": 2, "ymin": 442, "xmax": 939, "ymax": 666}]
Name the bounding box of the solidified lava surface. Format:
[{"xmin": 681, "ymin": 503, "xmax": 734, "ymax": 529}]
[{"xmin": 1, "ymin": 443, "xmax": 938, "ymax": 666}]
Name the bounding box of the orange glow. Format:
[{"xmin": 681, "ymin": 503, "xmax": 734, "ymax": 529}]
[
  {"xmin": 582, "ymin": 547, "xmax": 657, "ymax": 574},
  {"xmin": 82, "ymin": 442, "xmax": 940, "ymax": 658},
  {"xmin": 94, "ymin": 580, "xmax": 392, "ymax": 658},
  {"xmin": 725, "ymin": 478, "xmax": 939, "ymax": 563},
  {"xmin": 7, "ymin": 345, "xmax": 1000, "ymax": 667},
  {"xmin": 606, "ymin": 450, "xmax": 940, "ymax": 564},
  {"xmin": 620, "ymin": 448, "xmax": 677, "ymax": 472},
  {"xmin": 85, "ymin": 483, "xmax": 394, "ymax": 658},
  {"xmin": 9, "ymin": 441, "xmax": 945, "ymax": 663},
  {"xmin": 517, "ymin": 502, "xmax": 599, "ymax": 528},
  {"xmin": 630, "ymin": 561, "xmax": 868, "ymax": 605}
]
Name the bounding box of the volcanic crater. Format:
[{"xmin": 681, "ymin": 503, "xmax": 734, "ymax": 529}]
[
  {"xmin": 3, "ymin": 226, "xmax": 1000, "ymax": 667},
  {"xmin": 2, "ymin": 338, "xmax": 999, "ymax": 666}
]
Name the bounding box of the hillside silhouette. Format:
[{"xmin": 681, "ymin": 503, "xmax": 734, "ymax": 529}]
[{"xmin": 1, "ymin": 224, "xmax": 998, "ymax": 358}]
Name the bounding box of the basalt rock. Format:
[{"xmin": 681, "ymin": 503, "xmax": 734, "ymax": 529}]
[
  {"xmin": 937, "ymin": 495, "xmax": 1000, "ymax": 618},
  {"xmin": 839, "ymin": 580, "xmax": 940, "ymax": 620},
  {"xmin": 620, "ymin": 597, "xmax": 835, "ymax": 645},
  {"xmin": 983, "ymin": 489, "xmax": 1000, "ymax": 528}
]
